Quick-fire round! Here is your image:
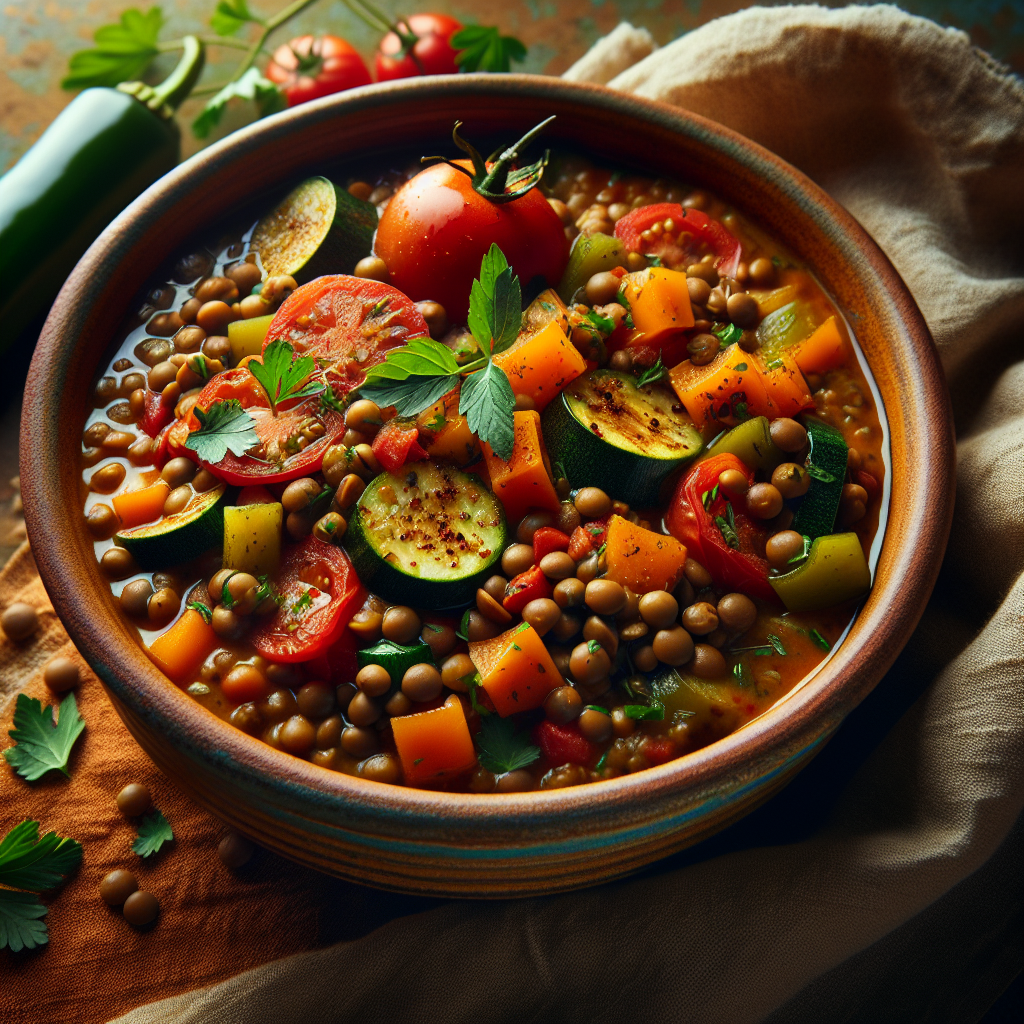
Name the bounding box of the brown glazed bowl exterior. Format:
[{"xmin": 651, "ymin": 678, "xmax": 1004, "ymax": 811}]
[{"xmin": 21, "ymin": 76, "xmax": 954, "ymax": 897}]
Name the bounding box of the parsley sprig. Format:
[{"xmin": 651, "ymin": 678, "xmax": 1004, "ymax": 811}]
[
  {"xmin": 132, "ymin": 810, "xmax": 174, "ymax": 858},
  {"xmin": 475, "ymin": 715, "xmax": 540, "ymax": 775},
  {"xmin": 3, "ymin": 693, "xmax": 85, "ymax": 782},
  {"xmin": 0, "ymin": 821, "xmax": 82, "ymax": 952},
  {"xmin": 185, "ymin": 398, "xmax": 260, "ymax": 464},
  {"xmin": 248, "ymin": 339, "xmax": 323, "ymax": 414},
  {"xmin": 360, "ymin": 244, "xmax": 521, "ymax": 459},
  {"xmin": 636, "ymin": 355, "xmax": 666, "ymax": 387}
]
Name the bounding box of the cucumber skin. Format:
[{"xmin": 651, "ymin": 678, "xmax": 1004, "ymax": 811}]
[
  {"xmin": 116, "ymin": 488, "xmax": 227, "ymax": 571},
  {"xmin": 343, "ymin": 497, "xmax": 505, "ymax": 611},
  {"xmin": 791, "ymin": 417, "xmax": 848, "ymax": 539},
  {"xmin": 542, "ymin": 391, "xmax": 695, "ymax": 507}
]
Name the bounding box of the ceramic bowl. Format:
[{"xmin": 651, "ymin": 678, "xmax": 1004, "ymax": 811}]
[{"xmin": 21, "ymin": 76, "xmax": 953, "ymax": 897}]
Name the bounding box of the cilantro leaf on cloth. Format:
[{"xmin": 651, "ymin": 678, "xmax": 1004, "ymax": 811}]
[
  {"xmin": 185, "ymin": 399, "xmax": 260, "ymax": 464},
  {"xmin": 0, "ymin": 820, "xmax": 83, "ymax": 891},
  {"xmin": 475, "ymin": 715, "xmax": 539, "ymax": 775},
  {"xmin": 247, "ymin": 339, "xmax": 322, "ymax": 413},
  {"xmin": 132, "ymin": 810, "xmax": 173, "ymax": 858},
  {"xmin": 452, "ymin": 26, "xmax": 527, "ymax": 74},
  {"xmin": 193, "ymin": 67, "xmax": 286, "ymax": 139},
  {"xmin": 3, "ymin": 693, "xmax": 85, "ymax": 781},
  {"xmin": 0, "ymin": 890, "xmax": 49, "ymax": 953},
  {"xmin": 62, "ymin": 6, "xmax": 163, "ymax": 90}
]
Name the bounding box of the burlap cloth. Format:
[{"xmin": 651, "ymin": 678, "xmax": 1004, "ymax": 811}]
[{"xmin": 1, "ymin": 5, "xmax": 1021, "ymax": 1021}]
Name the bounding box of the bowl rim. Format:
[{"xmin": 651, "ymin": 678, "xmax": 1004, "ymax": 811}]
[{"xmin": 21, "ymin": 73, "xmax": 954, "ymax": 831}]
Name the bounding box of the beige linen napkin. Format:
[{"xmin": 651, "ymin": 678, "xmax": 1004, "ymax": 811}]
[{"xmin": 112, "ymin": 6, "xmax": 1024, "ymax": 1021}]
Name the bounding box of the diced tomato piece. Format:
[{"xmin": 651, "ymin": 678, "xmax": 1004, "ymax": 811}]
[
  {"xmin": 151, "ymin": 422, "xmax": 172, "ymax": 470},
  {"xmin": 534, "ymin": 720, "xmax": 597, "ymax": 767},
  {"xmin": 532, "ymin": 526, "xmax": 570, "ymax": 561},
  {"xmin": 502, "ymin": 565, "xmax": 553, "ymax": 614},
  {"xmin": 141, "ymin": 390, "xmax": 175, "ymax": 438},
  {"xmin": 371, "ymin": 419, "xmax": 428, "ymax": 473},
  {"xmin": 855, "ymin": 470, "xmax": 880, "ymax": 497},
  {"xmin": 567, "ymin": 526, "xmax": 594, "ymax": 561},
  {"xmin": 641, "ymin": 736, "xmax": 676, "ymax": 766}
]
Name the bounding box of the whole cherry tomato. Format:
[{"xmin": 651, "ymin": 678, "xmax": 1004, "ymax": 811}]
[
  {"xmin": 375, "ymin": 157, "xmax": 568, "ymax": 322},
  {"xmin": 375, "ymin": 13, "xmax": 462, "ymax": 80},
  {"xmin": 267, "ymin": 34, "xmax": 371, "ymax": 107}
]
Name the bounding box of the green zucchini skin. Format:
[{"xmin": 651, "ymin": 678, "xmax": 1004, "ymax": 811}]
[
  {"xmin": 356, "ymin": 639, "xmax": 434, "ymax": 680},
  {"xmin": 791, "ymin": 417, "xmax": 848, "ymax": 539},
  {"xmin": 115, "ymin": 484, "xmax": 227, "ymax": 570},
  {"xmin": 343, "ymin": 463, "xmax": 506, "ymax": 609},
  {"xmin": 541, "ymin": 369, "xmax": 703, "ymax": 507}
]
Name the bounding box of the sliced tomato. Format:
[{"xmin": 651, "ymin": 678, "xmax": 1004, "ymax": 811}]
[
  {"xmin": 614, "ymin": 203, "xmax": 741, "ymax": 278},
  {"xmin": 371, "ymin": 418, "xmax": 428, "ymax": 473},
  {"xmin": 665, "ymin": 453, "xmax": 776, "ymax": 602},
  {"xmin": 264, "ymin": 276, "xmax": 429, "ymax": 393},
  {"xmin": 182, "ymin": 367, "xmax": 346, "ymax": 485},
  {"xmin": 250, "ymin": 537, "xmax": 365, "ymax": 663}
]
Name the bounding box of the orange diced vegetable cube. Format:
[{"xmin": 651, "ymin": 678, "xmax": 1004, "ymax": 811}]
[
  {"xmin": 668, "ymin": 344, "xmax": 771, "ymax": 431},
  {"xmin": 758, "ymin": 349, "xmax": 814, "ymax": 418},
  {"xmin": 112, "ymin": 481, "xmax": 170, "ymax": 529},
  {"xmin": 493, "ymin": 320, "xmax": 587, "ymax": 411},
  {"xmin": 621, "ymin": 267, "xmax": 695, "ymax": 346},
  {"xmin": 390, "ymin": 694, "xmax": 477, "ymax": 785},
  {"xmin": 147, "ymin": 608, "xmax": 218, "ymax": 684},
  {"xmin": 426, "ymin": 413, "xmax": 479, "ymax": 465},
  {"xmin": 482, "ymin": 410, "xmax": 561, "ymax": 523},
  {"xmin": 603, "ymin": 514, "xmax": 688, "ymax": 593},
  {"xmin": 792, "ymin": 316, "xmax": 847, "ymax": 375},
  {"xmin": 470, "ymin": 622, "xmax": 563, "ymax": 717}
]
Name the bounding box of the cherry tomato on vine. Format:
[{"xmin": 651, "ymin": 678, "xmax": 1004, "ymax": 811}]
[
  {"xmin": 267, "ymin": 34, "xmax": 372, "ymax": 106},
  {"xmin": 375, "ymin": 13, "xmax": 462, "ymax": 80}
]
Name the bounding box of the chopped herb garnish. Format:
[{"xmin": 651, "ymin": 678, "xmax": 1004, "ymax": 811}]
[
  {"xmin": 771, "ymin": 256, "xmax": 783, "ymax": 268},
  {"xmin": 475, "ymin": 715, "xmax": 539, "ymax": 775},
  {"xmin": 734, "ymin": 362, "xmax": 748, "ymax": 372},
  {"xmin": 583, "ymin": 705, "xmax": 609, "ymax": 715},
  {"xmin": 585, "ymin": 309, "xmax": 615, "ymax": 333},
  {"xmin": 186, "ymin": 601, "xmax": 212, "ymax": 624},
  {"xmin": 787, "ymin": 535, "xmax": 813, "ymax": 566},
  {"xmin": 361, "ymin": 245, "xmax": 519, "ymax": 459},
  {"xmin": 413, "ymin": 757, "xmax": 424, "ymax": 766},
  {"xmin": 706, "ymin": 428, "xmax": 727, "ymax": 450},
  {"xmin": 0, "ymin": 820, "xmax": 82, "ymax": 952},
  {"xmin": 646, "ymin": 254, "xmax": 663, "ymax": 267},
  {"xmin": 805, "ymin": 463, "xmax": 836, "ymax": 483},
  {"xmin": 765, "ymin": 358, "xmax": 784, "ymax": 371},
  {"xmin": 715, "ymin": 501, "xmax": 740, "ymax": 550},
  {"xmin": 714, "ymin": 323, "xmax": 743, "ymax": 346},
  {"xmin": 132, "ymin": 810, "xmax": 173, "ymax": 858},
  {"xmin": 810, "ymin": 629, "xmax": 831, "ymax": 651},
  {"xmin": 636, "ymin": 355, "xmax": 666, "ymax": 387},
  {"xmin": 290, "ymin": 590, "xmax": 314, "ymax": 616},
  {"xmin": 425, "ymin": 411, "xmax": 447, "ymax": 432},
  {"xmin": 248, "ymin": 339, "xmax": 324, "ymax": 414},
  {"xmin": 185, "ymin": 399, "xmax": 260, "ymax": 464},
  {"xmin": 702, "ymin": 483, "xmax": 720, "ymax": 511},
  {"xmin": 3, "ymin": 693, "xmax": 85, "ymax": 782},
  {"xmin": 320, "ymin": 383, "xmax": 346, "ymax": 414},
  {"xmin": 586, "ymin": 639, "xmax": 602, "ymax": 655},
  {"xmin": 765, "ymin": 633, "xmax": 787, "ymax": 656},
  {"xmin": 456, "ymin": 607, "xmax": 472, "ymax": 641},
  {"xmin": 732, "ymin": 662, "xmax": 751, "ymax": 686},
  {"xmin": 423, "ymin": 622, "xmax": 442, "ymax": 633},
  {"xmin": 594, "ymin": 750, "xmax": 608, "ymax": 770},
  {"xmin": 623, "ymin": 703, "xmax": 665, "ymax": 721},
  {"xmin": 734, "ymin": 400, "xmax": 749, "ymax": 420}
]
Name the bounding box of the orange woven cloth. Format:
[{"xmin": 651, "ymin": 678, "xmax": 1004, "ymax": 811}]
[{"xmin": 0, "ymin": 543, "xmax": 440, "ymax": 1024}]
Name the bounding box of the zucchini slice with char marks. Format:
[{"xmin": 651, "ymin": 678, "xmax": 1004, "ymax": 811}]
[
  {"xmin": 115, "ymin": 483, "xmax": 227, "ymax": 569},
  {"xmin": 542, "ymin": 369, "xmax": 703, "ymax": 507},
  {"xmin": 343, "ymin": 462, "xmax": 506, "ymax": 608}
]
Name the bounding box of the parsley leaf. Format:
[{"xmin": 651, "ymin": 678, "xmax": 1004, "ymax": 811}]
[
  {"xmin": 805, "ymin": 463, "xmax": 836, "ymax": 483},
  {"xmin": 248, "ymin": 339, "xmax": 322, "ymax": 414},
  {"xmin": 460, "ymin": 361, "xmax": 515, "ymax": 461},
  {"xmin": 0, "ymin": 821, "xmax": 83, "ymax": 892},
  {"xmin": 360, "ymin": 338, "xmax": 461, "ymax": 415},
  {"xmin": 62, "ymin": 6, "xmax": 163, "ymax": 90},
  {"xmin": 187, "ymin": 600, "xmax": 213, "ymax": 623},
  {"xmin": 456, "ymin": 608, "xmax": 472, "ymax": 642},
  {"xmin": 765, "ymin": 633, "xmax": 788, "ymax": 656},
  {"xmin": 0, "ymin": 891, "xmax": 49, "ymax": 953},
  {"xmin": 636, "ymin": 355, "xmax": 666, "ymax": 387},
  {"xmin": 211, "ymin": 0, "xmax": 263, "ymax": 36},
  {"xmin": 714, "ymin": 323, "xmax": 743, "ymax": 346},
  {"xmin": 185, "ymin": 399, "xmax": 260, "ymax": 464},
  {"xmin": 452, "ymin": 25, "xmax": 527, "ymax": 73},
  {"xmin": 810, "ymin": 629, "xmax": 831, "ymax": 652},
  {"xmin": 468, "ymin": 244, "xmax": 521, "ymax": 356},
  {"xmin": 193, "ymin": 67, "xmax": 286, "ymax": 139},
  {"xmin": 585, "ymin": 309, "xmax": 615, "ymax": 334},
  {"xmin": 475, "ymin": 715, "xmax": 539, "ymax": 775},
  {"xmin": 132, "ymin": 810, "xmax": 173, "ymax": 858},
  {"xmin": 3, "ymin": 693, "xmax": 85, "ymax": 782},
  {"xmin": 623, "ymin": 703, "xmax": 665, "ymax": 721}
]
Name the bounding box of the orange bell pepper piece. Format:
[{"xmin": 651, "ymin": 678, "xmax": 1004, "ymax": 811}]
[
  {"xmin": 757, "ymin": 349, "xmax": 814, "ymax": 418},
  {"xmin": 493, "ymin": 320, "xmax": 587, "ymax": 412},
  {"xmin": 603, "ymin": 514, "xmax": 688, "ymax": 593},
  {"xmin": 792, "ymin": 316, "xmax": 847, "ymax": 375},
  {"xmin": 112, "ymin": 481, "xmax": 170, "ymax": 529},
  {"xmin": 621, "ymin": 266, "xmax": 694, "ymax": 346},
  {"xmin": 481, "ymin": 410, "xmax": 561, "ymax": 524},
  {"xmin": 470, "ymin": 622, "xmax": 563, "ymax": 717},
  {"xmin": 147, "ymin": 608, "xmax": 218, "ymax": 684},
  {"xmin": 390, "ymin": 694, "xmax": 477, "ymax": 786},
  {"xmin": 668, "ymin": 344, "xmax": 771, "ymax": 432}
]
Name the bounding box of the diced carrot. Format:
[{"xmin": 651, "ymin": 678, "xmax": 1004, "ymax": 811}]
[
  {"xmin": 112, "ymin": 481, "xmax": 170, "ymax": 529},
  {"xmin": 390, "ymin": 694, "xmax": 477, "ymax": 786},
  {"xmin": 147, "ymin": 608, "xmax": 218, "ymax": 684},
  {"xmin": 481, "ymin": 410, "xmax": 561, "ymax": 523},
  {"xmin": 621, "ymin": 266, "xmax": 695, "ymax": 346},
  {"xmin": 603, "ymin": 514, "xmax": 688, "ymax": 593},
  {"xmin": 470, "ymin": 622, "xmax": 563, "ymax": 717},
  {"xmin": 493, "ymin": 320, "xmax": 587, "ymax": 412},
  {"xmin": 668, "ymin": 344, "xmax": 771, "ymax": 431},
  {"xmin": 792, "ymin": 316, "xmax": 847, "ymax": 375},
  {"xmin": 758, "ymin": 349, "xmax": 814, "ymax": 418}
]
